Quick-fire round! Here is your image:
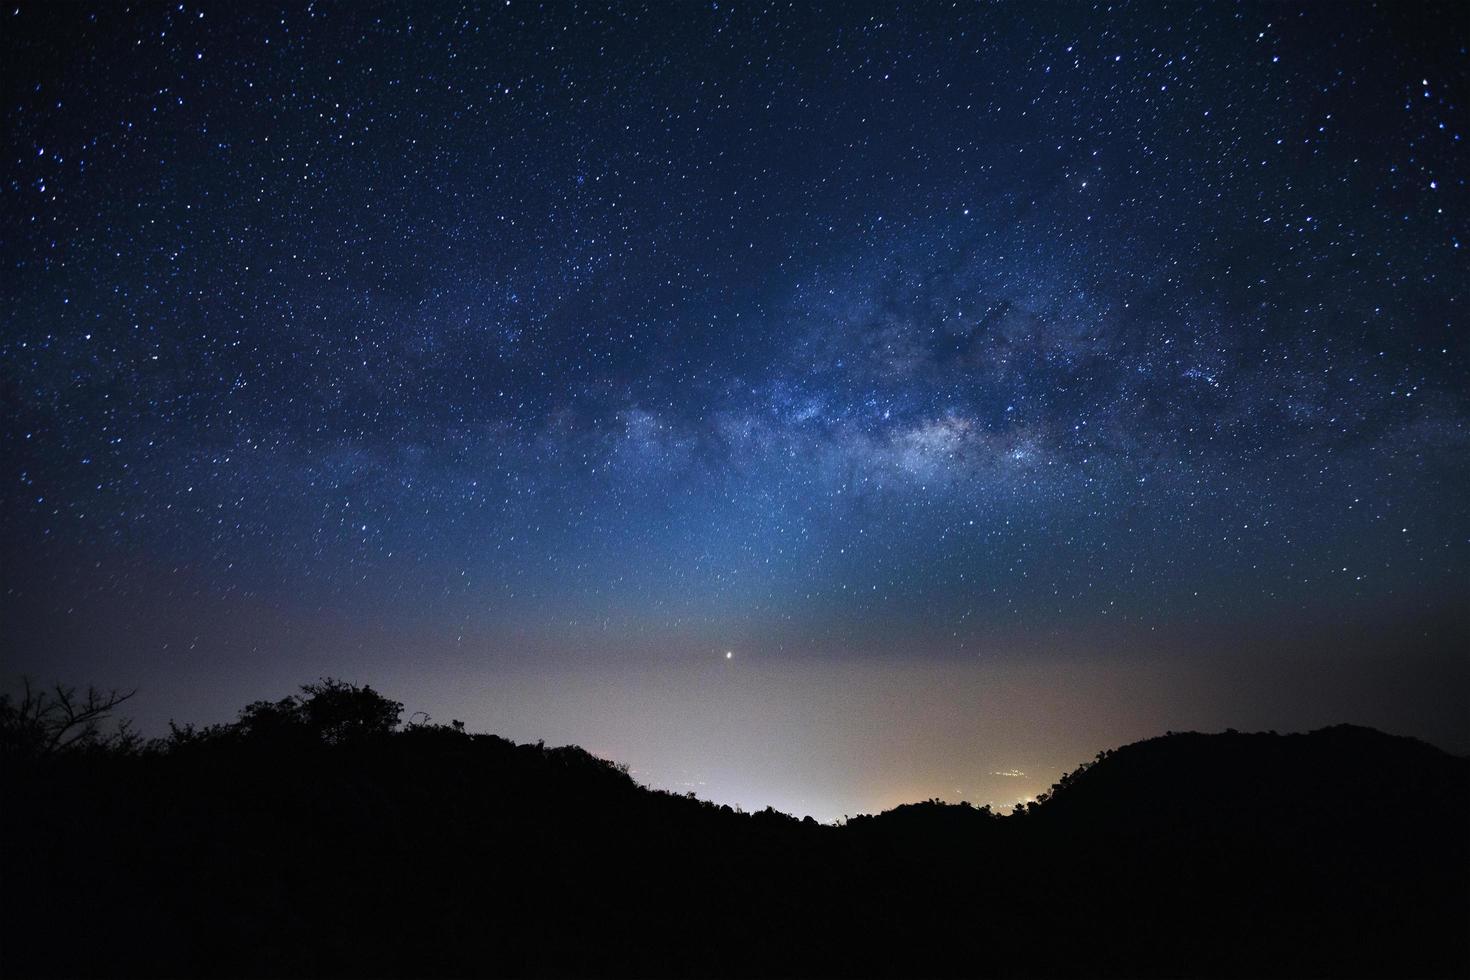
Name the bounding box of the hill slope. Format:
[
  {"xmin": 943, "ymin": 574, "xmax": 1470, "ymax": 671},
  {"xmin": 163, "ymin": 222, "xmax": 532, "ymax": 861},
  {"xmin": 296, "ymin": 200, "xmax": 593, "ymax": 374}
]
[{"xmin": 3, "ymin": 700, "xmax": 1466, "ymax": 979}]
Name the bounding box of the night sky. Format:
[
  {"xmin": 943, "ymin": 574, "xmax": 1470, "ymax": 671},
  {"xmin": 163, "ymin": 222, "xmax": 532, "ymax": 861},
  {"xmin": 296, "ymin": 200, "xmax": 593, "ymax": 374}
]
[{"xmin": 3, "ymin": 2, "xmax": 1467, "ymax": 820}]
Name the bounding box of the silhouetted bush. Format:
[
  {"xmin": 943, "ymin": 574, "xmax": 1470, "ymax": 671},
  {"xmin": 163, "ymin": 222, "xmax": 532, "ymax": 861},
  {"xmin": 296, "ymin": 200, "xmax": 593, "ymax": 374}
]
[{"xmin": 235, "ymin": 677, "xmax": 403, "ymax": 745}]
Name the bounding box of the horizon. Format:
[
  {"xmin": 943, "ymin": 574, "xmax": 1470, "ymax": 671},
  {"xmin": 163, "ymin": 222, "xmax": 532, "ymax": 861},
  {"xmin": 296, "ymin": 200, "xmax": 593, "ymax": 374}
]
[
  {"xmin": 6, "ymin": 665, "xmax": 1464, "ymax": 827},
  {"xmin": 3, "ymin": 2, "xmax": 1467, "ymax": 826},
  {"xmin": 12, "ymin": 606, "xmax": 1466, "ymax": 824}
]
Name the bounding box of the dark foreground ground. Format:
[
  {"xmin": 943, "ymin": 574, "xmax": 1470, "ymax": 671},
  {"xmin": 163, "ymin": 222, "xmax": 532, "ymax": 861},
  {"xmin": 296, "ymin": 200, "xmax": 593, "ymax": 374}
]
[{"xmin": 3, "ymin": 682, "xmax": 1467, "ymax": 979}]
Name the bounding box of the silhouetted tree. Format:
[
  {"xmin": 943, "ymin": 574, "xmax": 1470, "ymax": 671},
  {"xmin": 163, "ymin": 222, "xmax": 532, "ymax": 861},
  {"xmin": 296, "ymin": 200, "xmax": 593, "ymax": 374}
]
[
  {"xmin": 298, "ymin": 678, "xmax": 402, "ymax": 743},
  {"xmin": 0, "ymin": 679, "xmax": 137, "ymax": 760},
  {"xmin": 235, "ymin": 677, "xmax": 403, "ymax": 745}
]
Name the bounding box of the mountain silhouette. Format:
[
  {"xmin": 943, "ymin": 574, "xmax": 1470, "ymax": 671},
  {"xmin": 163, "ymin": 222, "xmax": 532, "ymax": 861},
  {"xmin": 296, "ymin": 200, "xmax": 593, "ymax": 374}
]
[{"xmin": 3, "ymin": 682, "xmax": 1466, "ymax": 978}]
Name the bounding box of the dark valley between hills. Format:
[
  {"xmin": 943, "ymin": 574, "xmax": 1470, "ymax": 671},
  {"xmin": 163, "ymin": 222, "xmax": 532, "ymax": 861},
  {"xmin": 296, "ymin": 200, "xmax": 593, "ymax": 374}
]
[{"xmin": 3, "ymin": 680, "xmax": 1466, "ymax": 979}]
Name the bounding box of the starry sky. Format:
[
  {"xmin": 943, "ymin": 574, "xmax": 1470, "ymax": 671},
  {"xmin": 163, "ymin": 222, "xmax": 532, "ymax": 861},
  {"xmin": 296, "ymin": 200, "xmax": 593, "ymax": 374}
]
[{"xmin": 3, "ymin": 2, "xmax": 1467, "ymax": 820}]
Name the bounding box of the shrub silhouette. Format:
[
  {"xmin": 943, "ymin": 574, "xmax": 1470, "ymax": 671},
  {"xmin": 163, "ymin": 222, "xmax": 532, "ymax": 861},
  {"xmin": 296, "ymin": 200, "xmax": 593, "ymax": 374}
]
[{"xmin": 236, "ymin": 677, "xmax": 403, "ymax": 745}]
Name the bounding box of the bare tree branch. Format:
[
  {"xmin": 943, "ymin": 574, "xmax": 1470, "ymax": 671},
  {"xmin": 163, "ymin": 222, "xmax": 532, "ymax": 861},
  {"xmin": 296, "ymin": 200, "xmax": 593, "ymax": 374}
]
[{"xmin": 1, "ymin": 678, "xmax": 137, "ymax": 758}]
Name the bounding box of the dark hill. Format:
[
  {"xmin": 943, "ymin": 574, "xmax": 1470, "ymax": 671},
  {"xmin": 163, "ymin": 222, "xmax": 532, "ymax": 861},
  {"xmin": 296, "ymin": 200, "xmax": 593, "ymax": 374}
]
[
  {"xmin": 3, "ymin": 684, "xmax": 1466, "ymax": 979},
  {"xmin": 1036, "ymin": 724, "xmax": 1467, "ymax": 832},
  {"xmin": 1021, "ymin": 726, "xmax": 1470, "ymax": 978}
]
